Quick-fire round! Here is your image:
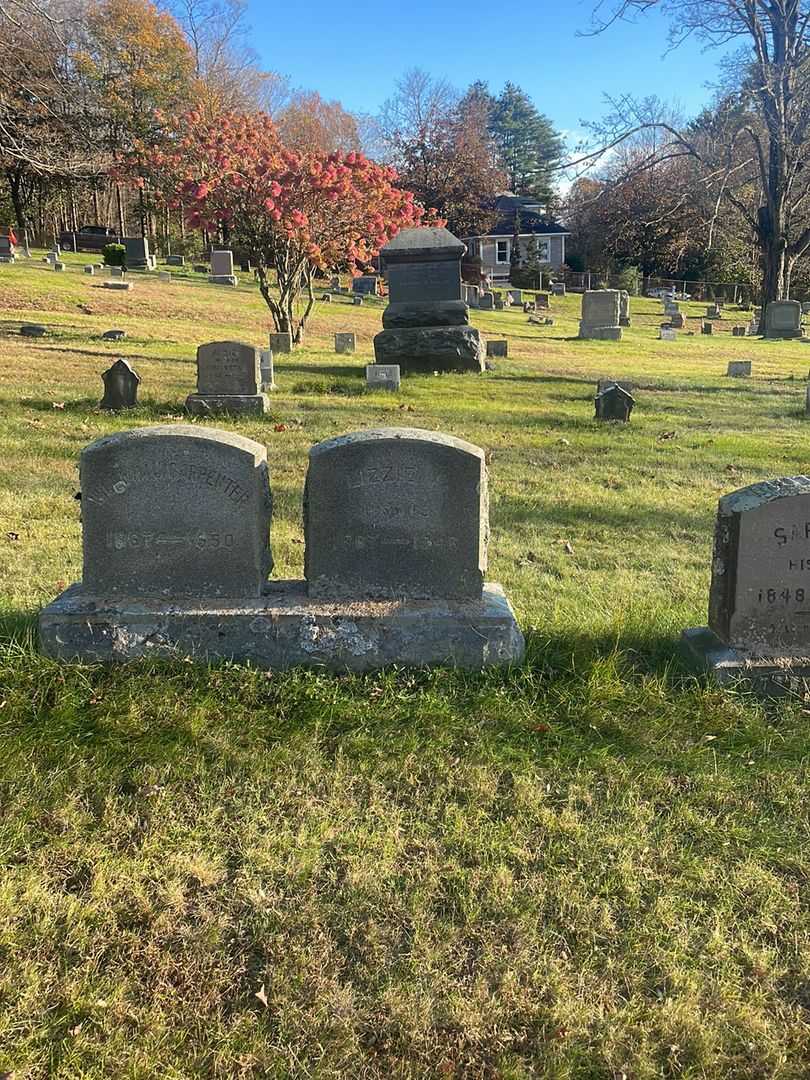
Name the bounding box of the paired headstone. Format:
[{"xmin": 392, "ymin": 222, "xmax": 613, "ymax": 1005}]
[
  {"xmin": 732, "ymin": 326, "xmax": 747, "ymax": 337},
  {"xmin": 373, "ymin": 227, "xmax": 485, "ymax": 374},
  {"xmin": 727, "ymin": 360, "xmax": 752, "ymax": 377},
  {"xmin": 486, "ymin": 340, "xmax": 508, "ymax": 358},
  {"xmin": 208, "ymin": 250, "xmax": 237, "ymax": 287},
  {"xmin": 186, "ymin": 341, "xmax": 269, "ymax": 415},
  {"xmin": 40, "ymin": 426, "xmax": 524, "ymax": 671},
  {"xmin": 683, "ymin": 477, "xmax": 810, "ymax": 694},
  {"xmin": 166, "ymin": 255, "xmax": 185, "ymax": 267},
  {"xmin": 595, "ymin": 382, "xmax": 634, "ymax": 422},
  {"xmin": 765, "ymin": 301, "xmax": 803, "ymax": 340},
  {"xmin": 335, "ymin": 333, "xmax": 355, "ymax": 354},
  {"xmin": 99, "ymin": 359, "xmax": 140, "ymax": 411},
  {"xmin": 579, "ymin": 290, "xmax": 623, "ymax": 341},
  {"xmin": 269, "ymin": 331, "xmax": 292, "ymax": 354},
  {"xmin": 365, "ymin": 364, "xmax": 400, "ymax": 392}
]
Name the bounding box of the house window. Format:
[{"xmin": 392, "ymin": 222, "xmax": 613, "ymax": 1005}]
[{"xmin": 496, "ymin": 239, "xmax": 509, "ymax": 264}]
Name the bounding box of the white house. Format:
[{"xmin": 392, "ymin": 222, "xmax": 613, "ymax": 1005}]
[{"xmin": 462, "ymin": 194, "xmax": 569, "ymax": 283}]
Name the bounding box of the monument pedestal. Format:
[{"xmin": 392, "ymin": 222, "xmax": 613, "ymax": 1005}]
[
  {"xmin": 681, "ymin": 626, "xmax": 810, "ymax": 698},
  {"xmin": 208, "ymin": 274, "xmax": 238, "ymax": 287},
  {"xmin": 39, "ymin": 581, "xmax": 525, "ymax": 672},
  {"xmin": 186, "ymin": 393, "xmax": 269, "ymax": 415},
  {"xmin": 579, "ymin": 324, "xmax": 623, "ymax": 341},
  {"xmin": 373, "ymin": 326, "xmax": 485, "ymax": 374}
]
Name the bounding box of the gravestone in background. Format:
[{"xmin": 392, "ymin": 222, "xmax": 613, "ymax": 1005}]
[
  {"xmin": 208, "ymin": 250, "xmax": 237, "ymax": 287},
  {"xmin": 551, "ymin": 282, "xmax": 565, "ymax": 296},
  {"xmin": 352, "ymin": 275, "xmax": 378, "ymax": 295},
  {"xmin": 84, "ymin": 265, "xmax": 94, "ymax": 275},
  {"xmin": 765, "ymin": 300, "xmax": 803, "ymax": 340},
  {"xmin": 727, "ymin": 360, "xmax": 752, "ymax": 377},
  {"xmin": 535, "ymin": 293, "xmax": 549, "ymax": 310},
  {"xmin": 595, "ymin": 382, "xmax": 634, "ymax": 421},
  {"xmin": 335, "ymin": 333, "xmax": 356, "ymax": 354},
  {"xmin": 99, "ymin": 359, "xmax": 140, "ymax": 411},
  {"xmin": 671, "ymin": 312, "xmax": 686, "ymax": 329},
  {"xmin": 619, "ymin": 290, "xmax": 631, "ymax": 327},
  {"xmin": 269, "ymin": 331, "xmax": 292, "ymax": 354},
  {"xmin": 353, "ymin": 295, "xmax": 363, "ymax": 306},
  {"xmin": 479, "ymin": 292, "xmax": 494, "ymax": 310},
  {"xmin": 166, "ymin": 255, "xmax": 185, "ymax": 267},
  {"xmin": 260, "ymin": 349, "xmax": 275, "ymax": 391},
  {"xmin": 579, "ymin": 290, "xmax": 623, "ymax": 341},
  {"xmin": 660, "ymin": 327, "xmax": 677, "ymax": 341},
  {"xmin": 702, "ymin": 321, "xmax": 713, "ymax": 335},
  {"xmin": 487, "ymin": 340, "xmax": 508, "ymax": 358},
  {"xmin": 683, "ymin": 476, "xmax": 810, "ymax": 694},
  {"xmin": 186, "ymin": 341, "xmax": 269, "ymax": 415},
  {"xmin": 373, "ymin": 227, "xmax": 485, "ymax": 374},
  {"xmin": 508, "ymin": 289, "xmax": 522, "ymax": 305},
  {"xmin": 122, "ymin": 236, "xmax": 150, "ymax": 269},
  {"xmin": 365, "ymin": 364, "xmax": 400, "ymax": 391},
  {"xmin": 304, "ymin": 428, "xmax": 488, "ymax": 600}
]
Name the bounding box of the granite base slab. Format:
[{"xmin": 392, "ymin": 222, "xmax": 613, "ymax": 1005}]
[
  {"xmin": 579, "ymin": 324, "xmax": 623, "ymax": 341},
  {"xmin": 186, "ymin": 393, "xmax": 269, "ymax": 416},
  {"xmin": 681, "ymin": 626, "xmax": 810, "ymax": 698},
  {"xmin": 373, "ymin": 326, "xmax": 485, "ymax": 374},
  {"xmin": 39, "ymin": 581, "xmax": 525, "ymax": 672}
]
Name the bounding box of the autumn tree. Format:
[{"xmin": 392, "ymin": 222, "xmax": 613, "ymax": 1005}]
[
  {"xmin": 276, "ymin": 92, "xmax": 361, "ymax": 154},
  {"xmin": 146, "ymin": 110, "xmax": 429, "ymax": 340}
]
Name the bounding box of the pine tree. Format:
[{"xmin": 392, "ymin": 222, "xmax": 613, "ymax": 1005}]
[{"xmin": 489, "ymin": 83, "xmax": 563, "ymax": 200}]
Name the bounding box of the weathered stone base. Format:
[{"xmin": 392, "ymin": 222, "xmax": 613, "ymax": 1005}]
[
  {"xmin": 579, "ymin": 324, "xmax": 623, "ymax": 341},
  {"xmin": 765, "ymin": 330, "xmax": 804, "ymax": 340},
  {"xmin": 373, "ymin": 325, "xmax": 485, "ymax": 374},
  {"xmin": 186, "ymin": 393, "xmax": 269, "ymax": 416},
  {"xmin": 39, "ymin": 581, "xmax": 525, "ymax": 672},
  {"xmin": 682, "ymin": 626, "xmax": 810, "ymax": 698},
  {"xmin": 208, "ymin": 274, "xmax": 238, "ymax": 287}
]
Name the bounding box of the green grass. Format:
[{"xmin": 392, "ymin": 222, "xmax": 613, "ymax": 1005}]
[{"xmin": 2, "ymin": 254, "xmax": 810, "ymax": 1077}]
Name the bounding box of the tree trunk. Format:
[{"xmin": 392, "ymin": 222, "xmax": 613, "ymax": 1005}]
[{"xmin": 115, "ymin": 183, "xmax": 125, "ymax": 237}]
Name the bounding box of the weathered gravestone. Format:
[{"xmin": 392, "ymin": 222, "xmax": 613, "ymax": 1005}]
[
  {"xmin": 551, "ymin": 282, "xmax": 566, "ymax": 296},
  {"xmin": 99, "ymin": 358, "xmax": 140, "ymax": 411},
  {"xmin": 373, "ymin": 227, "xmax": 485, "ymax": 374},
  {"xmin": 732, "ymin": 326, "xmax": 747, "ymax": 337},
  {"xmin": 20, "ymin": 323, "xmax": 46, "ymax": 337},
  {"xmin": 208, "ymin": 250, "xmax": 237, "ymax": 287},
  {"xmin": 186, "ymin": 340, "xmax": 268, "ymax": 415},
  {"xmin": 122, "ymin": 236, "xmax": 151, "ymax": 269},
  {"xmin": 670, "ymin": 312, "xmax": 686, "ymax": 329},
  {"xmin": 166, "ymin": 254, "xmax": 185, "ymax": 267},
  {"xmin": 494, "ymin": 296, "xmax": 504, "ymax": 311},
  {"xmin": 102, "ymin": 329, "xmax": 125, "ymax": 341},
  {"xmin": 84, "ymin": 265, "xmax": 94, "ymax": 276},
  {"xmin": 365, "ymin": 364, "xmax": 400, "ymax": 391},
  {"xmin": 619, "ymin": 290, "xmax": 631, "ymax": 327},
  {"xmin": 702, "ymin": 321, "xmax": 713, "ymax": 335},
  {"xmin": 108, "ymin": 266, "xmax": 124, "ymax": 278},
  {"xmin": 595, "ymin": 382, "xmax": 634, "ymax": 421},
  {"xmin": 660, "ymin": 327, "xmax": 677, "ymax": 342},
  {"xmin": 534, "ymin": 293, "xmax": 549, "ymax": 310},
  {"xmin": 727, "ymin": 360, "xmax": 752, "ymax": 377},
  {"xmin": 508, "ymin": 289, "xmax": 522, "ymax": 305},
  {"xmin": 682, "ymin": 476, "xmax": 810, "ymax": 694},
  {"xmin": 260, "ymin": 349, "xmax": 275, "ymax": 391},
  {"xmin": 664, "ymin": 301, "xmax": 679, "ymax": 316},
  {"xmin": 159, "ymin": 271, "xmax": 171, "ymax": 283},
  {"xmin": 335, "ymin": 332, "xmax": 356, "ymax": 354},
  {"xmin": 352, "ymin": 274, "xmax": 378, "ymax": 295},
  {"xmin": 479, "ymin": 292, "xmax": 494, "ymax": 310},
  {"xmin": 765, "ymin": 300, "xmax": 803, "ymax": 340},
  {"xmin": 707, "ymin": 304, "xmax": 721, "ymax": 319},
  {"xmin": 269, "ymin": 331, "xmax": 292, "ymax": 354},
  {"xmin": 487, "ymin": 339, "xmax": 508, "ymax": 358},
  {"xmin": 53, "ymin": 261, "xmax": 65, "ymax": 272},
  {"xmin": 39, "ymin": 426, "xmax": 524, "ymax": 671},
  {"xmin": 353, "ymin": 295, "xmax": 363, "ymax": 306},
  {"xmin": 103, "ymin": 281, "xmax": 132, "ymax": 291},
  {"xmin": 579, "ymin": 290, "xmax": 623, "ymax": 341}
]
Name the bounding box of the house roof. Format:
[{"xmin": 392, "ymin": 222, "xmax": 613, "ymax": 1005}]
[{"xmin": 464, "ymin": 215, "xmax": 570, "ymax": 240}]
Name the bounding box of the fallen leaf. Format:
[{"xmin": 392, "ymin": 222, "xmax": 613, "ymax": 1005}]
[
  {"xmin": 255, "ymin": 984, "xmax": 268, "ymax": 1007},
  {"xmin": 273, "ymin": 424, "xmax": 287, "ymax": 432},
  {"xmin": 7, "ymin": 532, "xmax": 19, "ymax": 542},
  {"xmin": 52, "ymin": 402, "xmax": 66, "ymax": 410},
  {"xmin": 55, "ymin": 579, "xmax": 66, "ymax": 591},
  {"xmin": 533, "ymin": 722, "xmax": 551, "ymax": 734},
  {"xmin": 658, "ymin": 430, "xmax": 677, "ymax": 440}
]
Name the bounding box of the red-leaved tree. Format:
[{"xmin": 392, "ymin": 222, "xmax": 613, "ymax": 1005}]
[{"xmin": 140, "ymin": 110, "xmax": 432, "ymax": 341}]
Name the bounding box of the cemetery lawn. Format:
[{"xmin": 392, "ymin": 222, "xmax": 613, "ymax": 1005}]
[{"xmin": 4, "ymin": 254, "xmax": 810, "ymax": 1079}]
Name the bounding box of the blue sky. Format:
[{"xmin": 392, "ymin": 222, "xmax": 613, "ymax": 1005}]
[{"xmin": 244, "ymin": 0, "xmax": 723, "ymax": 146}]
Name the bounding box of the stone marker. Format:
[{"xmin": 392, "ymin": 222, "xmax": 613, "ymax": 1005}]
[
  {"xmin": 99, "ymin": 358, "xmax": 140, "ymax": 411},
  {"xmin": 707, "ymin": 304, "xmax": 721, "ymax": 319},
  {"xmin": 186, "ymin": 340, "xmax": 269, "ymax": 415},
  {"xmin": 765, "ymin": 300, "xmax": 803, "ymax": 340},
  {"xmin": 53, "ymin": 262, "xmax": 65, "ymax": 272},
  {"xmin": 535, "ymin": 293, "xmax": 549, "ymax": 310},
  {"xmin": 682, "ymin": 476, "xmax": 810, "ymax": 694},
  {"xmin": 619, "ymin": 290, "xmax": 631, "ymax": 327},
  {"xmin": 660, "ymin": 327, "xmax": 677, "ymax": 341},
  {"xmin": 122, "ymin": 236, "xmax": 151, "ymax": 269},
  {"xmin": 508, "ymin": 289, "xmax": 522, "ymax": 305},
  {"xmin": 193, "ymin": 264, "xmax": 208, "ymax": 273},
  {"xmin": 208, "ymin": 249, "xmax": 237, "ymax": 286},
  {"xmin": 732, "ymin": 325, "xmax": 747, "ymax": 337},
  {"xmin": 321, "ymin": 293, "xmax": 331, "ymax": 302},
  {"xmin": 269, "ymin": 331, "xmax": 292, "ymax": 354},
  {"xmin": 353, "ymin": 295, "xmax": 364, "ymax": 306},
  {"xmin": 260, "ymin": 349, "xmax": 275, "ymax": 391},
  {"xmin": 109, "ymin": 266, "xmax": 124, "ymax": 279},
  {"xmin": 102, "ymin": 329, "xmax": 126, "ymax": 341},
  {"xmin": 487, "ymin": 339, "xmax": 508, "ymax": 358},
  {"xmin": 103, "ymin": 281, "xmax": 133, "ymax": 291},
  {"xmin": 664, "ymin": 301, "xmax": 679, "ymax": 316},
  {"xmin": 595, "ymin": 382, "xmax": 634, "ymax": 422},
  {"xmin": 84, "ymin": 265, "xmax": 94, "ymax": 276},
  {"xmin": 40, "ymin": 425, "xmax": 523, "ymax": 672},
  {"xmin": 551, "ymin": 282, "xmax": 566, "ymax": 296},
  {"xmin": 20, "ymin": 323, "xmax": 46, "ymax": 337},
  {"xmin": 579, "ymin": 290, "xmax": 623, "ymax": 341},
  {"xmin": 365, "ymin": 364, "xmax": 400, "ymax": 391},
  {"xmin": 373, "ymin": 227, "xmax": 485, "ymax": 374},
  {"xmin": 335, "ymin": 332, "xmax": 355, "ymax": 354},
  {"xmin": 727, "ymin": 360, "xmax": 752, "ymax": 377},
  {"xmin": 352, "ymin": 274, "xmax": 378, "ymax": 295},
  {"xmin": 166, "ymin": 255, "xmax": 185, "ymax": 267},
  {"xmin": 671, "ymin": 312, "xmax": 686, "ymax": 329},
  {"xmin": 305, "ymin": 428, "xmax": 488, "ymax": 600},
  {"xmin": 159, "ymin": 271, "xmax": 171, "ymax": 283},
  {"xmin": 702, "ymin": 321, "xmax": 713, "ymax": 335},
  {"xmin": 494, "ymin": 296, "xmax": 505, "ymax": 311},
  {"xmin": 240, "ymin": 261, "xmax": 252, "ymax": 273},
  {"xmin": 479, "ymin": 292, "xmax": 494, "ymax": 311}
]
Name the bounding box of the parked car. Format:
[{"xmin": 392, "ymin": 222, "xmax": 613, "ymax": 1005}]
[{"xmin": 59, "ymin": 225, "xmax": 119, "ymax": 253}]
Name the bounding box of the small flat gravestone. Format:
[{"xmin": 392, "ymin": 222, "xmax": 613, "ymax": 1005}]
[
  {"xmin": 727, "ymin": 360, "xmax": 752, "ymax": 377},
  {"xmin": 99, "ymin": 358, "xmax": 140, "ymax": 411},
  {"xmin": 595, "ymin": 382, "xmax": 634, "ymax": 422},
  {"xmin": 660, "ymin": 327, "xmax": 677, "ymax": 342},
  {"xmin": 682, "ymin": 476, "xmax": 810, "ymax": 694},
  {"xmin": 159, "ymin": 271, "xmax": 171, "ymax": 283},
  {"xmin": 270, "ymin": 332, "xmax": 292, "ymax": 354},
  {"xmin": 103, "ymin": 281, "xmax": 133, "ymax": 292},
  {"xmin": 166, "ymin": 255, "xmax": 185, "ymax": 267},
  {"xmin": 186, "ymin": 341, "xmax": 269, "ymax": 415},
  {"xmin": 102, "ymin": 329, "xmax": 126, "ymax": 341},
  {"xmin": 21, "ymin": 323, "xmax": 46, "ymax": 337},
  {"xmin": 486, "ymin": 340, "xmax": 508, "ymax": 358},
  {"xmin": 304, "ymin": 428, "xmax": 488, "ymax": 600},
  {"xmin": 365, "ymin": 364, "xmax": 400, "ymax": 391},
  {"xmin": 84, "ymin": 265, "xmax": 95, "ymax": 276},
  {"xmin": 335, "ymin": 332, "xmax": 356, "ymax": 354},
  {"xmin": 353, "ymin": 295, "xmax": 364, "ymax": 306}
]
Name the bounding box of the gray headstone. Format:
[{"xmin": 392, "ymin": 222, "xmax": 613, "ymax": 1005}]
[
  {"xmin": 260, "ymin": 349, "xmax": 275, "ymax": 391},
  {"xmin": 551, "ymin": 282, "xmax": 565, "ymax": 296},
  {"xmin": 381, "ymin": 227, "xmax": 464, "ymax": 305},
  {"xmin": 269, "ymin": 332, "xmax": 292, "ymax": 354},
  {"xmin": 53, "ymin": 262, "xmax": 65, "ymax": 272},
  {"xmin": 660, "ymin": 327, "xmax": 677, "ymax": 341},
  {"xmin": 79, "ymin": 426, "xmax": 272, "ymax": 600},
  {"xmin": 103, "ymin": 281, "xmax": 133, "ymax": 291},
  {"xmin": 99, "ymin": 358, "xmax": 140, "ymax": 411},
  {"xmin": 580, "ymin": 290, "xmax": 620, "ymax": 331},
  {"xmin": 702, "ymin": 322, "xmax": 713, "ymax": 335},
  {"xmin": 195, "ymin": 341, "xmax": 261, "ymax": 395},
  {"xmin": 479, "ymin": 292, "xmax": 494, "ymax": 311},
  {"xmin": 335, "ymin": 332, "xmax": 356, "ymax": 354},
  {"xmin": 534, "ymin": 293, "xmax": 549, "ymax": 310},
  {"xmin": 765, "ymin": 300, "xmax": 802, "ymax": 339},
  {"xmin": 109, "ymin": 266, "xmax": 124, "ymax": 279},
  {"xmin": 20, "ymin": 323, "xmax": 46, "ymax": 337},
  {"xmin": 102, "ymin": 329, "xmax": 126, "ymax": 341},
  {"xmin": 727, "ymin": 360, "xmax": 752, "ymax": 377},
  {"xmin": 159, "ymin": 271, "xmax": 171, "ymax": 283},
  {"xmin": 353, "ymin": 295, "xmax": 364, "ymax": 306},
  {"xmin": 365, "ymin": 364, "xmax": 400, "ymax": 391},
  {"xmin": 595, "ymin": 383, "xmax": 634, "ymax": 422},
  {"xmin": 84, "ymin": 265, "xmax": 95, "ymax": 276},
  {"xmin": 508, "ymin": 289, "xmax": 522, "ymax": 305},
  {"xmin": 321, "ymin": 293, "xmax": 332, "ymax": 302},
  {"xmin": 709, "ymin": 477, "xmax": 810, "ymax": 655},
  {"xmin": 304, "ymin": 428, "xmax": 487, "ymax": 600},
  {"xmin": 486, "ymin": 340, "xmax": 508, "ymax": 358},
  {"xmin": 619, "ymin": 290, "xmax": 631, "ymax": 327},
  {"xmin": 671, "ymin": 313, "xmax": 686, "ymax": 329},
  {"xmin": 122, "ymin": 236, "xmax": 149, "ymax": 268},
  {"xmin": 210, "ymin": 250, "xmax": 234, "ymax": 277},
  {"xmin": 352, "ymin": 275, "xmax": 378, "ymax": 295},
  {"xmin": 166, "ymin": 255, "xmax": 185, "ymax": 267}
]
